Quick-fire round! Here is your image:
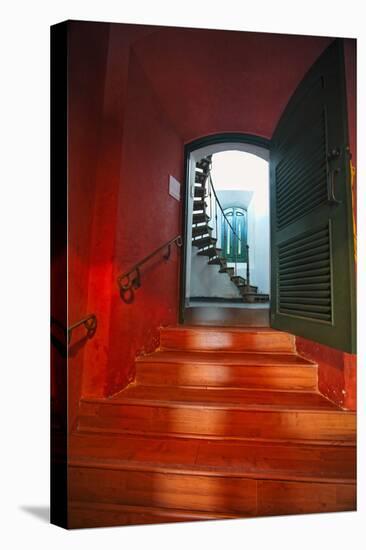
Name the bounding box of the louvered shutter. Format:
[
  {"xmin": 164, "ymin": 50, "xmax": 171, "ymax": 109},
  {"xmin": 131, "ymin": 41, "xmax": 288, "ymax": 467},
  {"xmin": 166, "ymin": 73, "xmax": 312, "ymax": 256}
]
[{"xmin": 270, "ymin": 39, "xmax": 356, "ymax": 353}]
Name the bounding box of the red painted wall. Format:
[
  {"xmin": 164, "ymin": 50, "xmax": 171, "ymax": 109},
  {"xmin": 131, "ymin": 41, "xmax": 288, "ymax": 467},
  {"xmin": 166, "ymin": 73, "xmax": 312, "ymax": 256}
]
[
  {"xmin": 296, "ymin": 338, "xmax": 356, "ymax": 410},
  {"xmin": 132, "ymin": 28, "xmax": 332, "ymax": 142},
  {"xmin": 67, "ymin": 22, "xmax": 356, "ymax": 411},
  {"xmin": 105, "ymin": 51, "xmax": 183, "ymax": 395},
  {"xmin": 68, "ymin": 24, "xmax": 183, "ymax": 400},
  {"xmin": 67, "ymin": 21, "xmax": 156, "ymax": 416},
  {"xmin": 67, "ymin": 22, "xmax": 110, "ymax": 428}
]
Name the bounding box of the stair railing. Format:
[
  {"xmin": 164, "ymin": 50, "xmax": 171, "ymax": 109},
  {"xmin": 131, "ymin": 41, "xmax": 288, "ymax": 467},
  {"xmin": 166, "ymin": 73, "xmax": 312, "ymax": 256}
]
[
  {"xmin": 68, "ymin": 314, "xmax": 97, "ymax": 344},
  {"xmin": 117, "ymin": 235, "xmax": 183, "ymax": 302},
  {"xmin": 205, "ymin": 172, "xmax": 248, "ymax": 279},
  {"xmin": 246, "ymin": 244, "xmax": 250, "ymax": 287}
]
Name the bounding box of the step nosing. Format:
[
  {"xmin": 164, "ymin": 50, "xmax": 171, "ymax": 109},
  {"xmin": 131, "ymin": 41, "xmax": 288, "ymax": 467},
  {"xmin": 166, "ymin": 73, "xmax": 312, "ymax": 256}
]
[
  {"xmin": 82, "ymin": 396, "xmax": 347, "ymax": 413},
  {"xmin": 136, "ymin": 358, "xmax": 317, "ymax": 367},
  {"xmin": 69, "ymin": 456, "xmax": 355, "ymax": 484},
  {"xmin": 76, "ymin": 427, "xmax": 356, "ymax": 446},
  {"xmin": 69, "ymin": 501, "xmax": 240, "ymax": 520}
]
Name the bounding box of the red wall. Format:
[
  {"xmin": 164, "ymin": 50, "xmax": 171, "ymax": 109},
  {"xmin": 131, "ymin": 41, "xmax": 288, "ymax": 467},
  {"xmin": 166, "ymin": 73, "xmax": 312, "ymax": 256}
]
[
  {"xmin": 105, "ymin": 51, "xmax": 183, "ymax": 395},
  {"xmin": 68, "ymin": 22, "xmax": 156, "ymax": 416},
  {"xmin": 296, "ymin": 338, "xmax": 356, "ymax": 410},
  {"xmin": 67, "ymin": 22, "xmax": 356, "ymax": 411},
  {"xmin": 132, "ymin": 28, "xmax": 332, "ymax": 142},
  {"xmin": 68, "ymin": 23, "xmax": 183, "ymax": 400},
  {"xmin": 67, "ymin": 22, "xmax": 110, "ymax": 428}
]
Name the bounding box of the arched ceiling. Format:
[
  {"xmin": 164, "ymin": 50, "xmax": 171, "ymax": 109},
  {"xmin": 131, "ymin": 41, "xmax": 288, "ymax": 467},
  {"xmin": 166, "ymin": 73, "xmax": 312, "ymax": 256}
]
[{"xmin": 131, "ymin": 27, "xmax": 333, "ymax": 142}]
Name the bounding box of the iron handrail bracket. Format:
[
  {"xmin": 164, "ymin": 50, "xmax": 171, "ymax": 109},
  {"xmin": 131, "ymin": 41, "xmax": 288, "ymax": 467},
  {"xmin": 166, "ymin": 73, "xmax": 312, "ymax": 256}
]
[
  {"xmin": 117, "ymin": 235, "xmax": 183, "ymax": 298},
  {"xmin": 68, "ymin": 314, "xmax": 97, "ymax": 344}
]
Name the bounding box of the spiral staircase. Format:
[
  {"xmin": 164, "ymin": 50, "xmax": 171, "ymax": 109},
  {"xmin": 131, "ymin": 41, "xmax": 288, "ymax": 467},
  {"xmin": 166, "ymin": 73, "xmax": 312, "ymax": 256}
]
[{"xmin": 191, "ymin": 156, "xmax": 269, "ymax": 303}]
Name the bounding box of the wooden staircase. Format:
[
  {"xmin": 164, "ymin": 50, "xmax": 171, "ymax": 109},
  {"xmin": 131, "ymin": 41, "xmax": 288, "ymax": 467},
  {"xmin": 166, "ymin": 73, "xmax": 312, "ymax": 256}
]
[
  {"xmin": 69, "ymin": 326, "xmax": 356, "ymax": 528},
  {"xmin": 192, "ymin": 157, "xmax": 269, "ymax": 303}
]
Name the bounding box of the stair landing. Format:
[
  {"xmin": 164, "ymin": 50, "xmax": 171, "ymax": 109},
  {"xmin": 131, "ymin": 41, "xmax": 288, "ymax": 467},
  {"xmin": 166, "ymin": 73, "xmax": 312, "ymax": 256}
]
[{"xmin": 185, "ymin": 303, "xmax": 270, "ymax": 327}]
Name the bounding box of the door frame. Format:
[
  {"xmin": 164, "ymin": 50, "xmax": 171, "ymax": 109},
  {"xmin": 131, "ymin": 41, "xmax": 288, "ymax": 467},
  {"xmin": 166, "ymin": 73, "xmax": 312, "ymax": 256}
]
[
  {"xmin": 221, "ymin": 205, "xmax": 248, "ymax": 263},
  {"xmin": 179, "ymin": 133, "xmax": 270, "ymax": 324}
]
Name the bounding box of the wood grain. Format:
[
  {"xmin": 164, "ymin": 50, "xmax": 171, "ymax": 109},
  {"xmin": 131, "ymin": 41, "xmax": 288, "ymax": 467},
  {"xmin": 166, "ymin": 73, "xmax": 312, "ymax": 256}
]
[
  {"xmin": 70, "ymin": 324, "xmax": 356, "ymax": 528},
  {"xmin": 160, "ymin": 326, "xmax": 295, "ymax": 352},
  {"xmin": 69, "ymin": 433, "xmax": 356, "ymax": 483},
  {"xmin": 68, "ymin": 501, "xmax": 238, "ymax": 529},
  {"xmin": 136, "ymin": 350, "xmax": 317, "ymax": 390}
]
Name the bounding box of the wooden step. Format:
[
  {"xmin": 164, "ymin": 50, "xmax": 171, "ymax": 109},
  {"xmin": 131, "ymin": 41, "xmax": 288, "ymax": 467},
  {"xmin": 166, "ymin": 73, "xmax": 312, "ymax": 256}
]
[
  {"xmin": 208, "ymin": 257, "xmax": 223, "ymax": 265},
  {"xmin": 196, "ymin": 158, "xmax": 211, "ymax": 171},
  {"xmin": 69, "ymin": 432, "xmax": 356, "ymax": 527},
  {"xmin": 195, "ymin": 172, "xmax": 207, "ymax": 183},
  {"xmin": 193, "ymin": 200, "xmax": 206, "ymax": 211},
  {"xmin": 192, "ymin": 224, "xmax": 212, "ymax": 238},
  {"xmin": 135, "ymin": 350, "xmax": 318, "ymax": 390},
  {"xmin": 68, "ymin": 501, "xmax": 235, "ymax": 529},
  {"xmin": 160, "ymin": 326, "xmax": 295, "ymax": 352},
  {"xmin": 192, "ymin": 236, "xmax": 217, "ymax": 249},
  {"xmin": 231, "ymin": 275, "xmax": 246, "ymax": 285},
  {"xmin": 193, "ymin": 213, "xmax": 210, "ymax": 224},
  {"xmin": 194, "ymin": 186, "xmax": 205, "ymax": 198},
  {"xmin": 219, "ymin": 267, "xmax": 235, "ymax": 276},
  {"xmin": 70, "ymin": 433, "xmax": 356, "ymax": 483},
  {"xmin": 78, "ymin": 386, "xmax": 356, "ymax": 442},
  {"xmin": 198, "ymin": 246, "xmax": 222, "ymax": 258}
]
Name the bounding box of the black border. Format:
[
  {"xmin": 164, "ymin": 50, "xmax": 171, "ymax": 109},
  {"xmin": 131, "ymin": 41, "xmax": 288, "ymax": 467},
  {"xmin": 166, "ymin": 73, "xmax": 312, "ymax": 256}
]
[{"xmin": 50, "ymin": 20, "xmax": 68, "ymax": 529}]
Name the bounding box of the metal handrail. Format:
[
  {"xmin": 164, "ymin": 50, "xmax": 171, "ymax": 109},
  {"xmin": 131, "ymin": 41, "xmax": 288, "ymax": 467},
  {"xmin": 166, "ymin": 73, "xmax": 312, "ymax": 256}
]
[
  {"xmin": 198, "ymin": 157, "xmax": 249, "ymax": 280},
  {"xmin": 117, "ymin": 235, "xmax": 183, "ymax": 298},
  {"xmin": 207, "ymin": 174, "xmax": 243, "ymax": 242},
  {"xmin": 68, "ymin": 314, "xmax": 97, "ymax": 344}
]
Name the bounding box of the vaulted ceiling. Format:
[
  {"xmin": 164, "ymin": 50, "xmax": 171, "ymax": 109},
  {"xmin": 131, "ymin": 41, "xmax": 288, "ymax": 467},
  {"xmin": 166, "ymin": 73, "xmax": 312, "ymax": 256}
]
[{"xmin": 131, "ymin": 27, "xmax": 333, "ymax": 142}]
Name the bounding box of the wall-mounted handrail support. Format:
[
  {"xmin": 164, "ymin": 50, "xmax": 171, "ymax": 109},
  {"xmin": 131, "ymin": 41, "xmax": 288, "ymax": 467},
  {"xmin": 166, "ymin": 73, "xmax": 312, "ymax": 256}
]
[
  {"xmin": 117, "ymin": 235, "xmax": 183, "ymax": 302},
  {"xmin": 68, "ymin": 314, "xmax": 97, "ymax": 344}
]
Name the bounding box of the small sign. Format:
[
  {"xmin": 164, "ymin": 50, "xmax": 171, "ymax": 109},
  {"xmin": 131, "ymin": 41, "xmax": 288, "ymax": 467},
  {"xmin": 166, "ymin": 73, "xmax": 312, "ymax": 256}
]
[{"xmin": 169, "ymin": 175, "xmax": 181, "ymax": 201}]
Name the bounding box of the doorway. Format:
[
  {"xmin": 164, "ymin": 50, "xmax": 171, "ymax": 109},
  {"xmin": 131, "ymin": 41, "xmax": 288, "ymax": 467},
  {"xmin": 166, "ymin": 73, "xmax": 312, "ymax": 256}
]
[
  {"xmin": 180, "ymin": 136, "xmax": 271, "ymax": 326},
  {"xmin": 180, "ymin": 41, "xmax": 355, "ymax": 352}
]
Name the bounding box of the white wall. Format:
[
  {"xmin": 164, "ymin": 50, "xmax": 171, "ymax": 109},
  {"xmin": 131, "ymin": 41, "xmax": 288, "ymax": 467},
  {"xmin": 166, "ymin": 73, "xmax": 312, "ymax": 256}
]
[{"xmin": 190, "ymin": 248, "xmax": 242, "ymax": 298}]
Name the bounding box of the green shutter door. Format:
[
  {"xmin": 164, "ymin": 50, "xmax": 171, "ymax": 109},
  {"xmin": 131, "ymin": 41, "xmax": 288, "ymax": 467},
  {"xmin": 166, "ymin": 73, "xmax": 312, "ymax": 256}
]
[
  {"xmin": 270, "ymin": 39, "xmax": 356, "ymax": 353},
  {"xmin": 222, "ymin": 207, "xmax": 248, "ymax": 262}
]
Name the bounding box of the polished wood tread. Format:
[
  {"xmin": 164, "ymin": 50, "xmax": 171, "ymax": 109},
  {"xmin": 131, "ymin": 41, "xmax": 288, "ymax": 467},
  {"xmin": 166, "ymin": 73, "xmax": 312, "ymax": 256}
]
[
  {"xmin": 136, "ymin": 350, "xmax": 316, "ymax": 366},
  {"xmin": 87, "ymin": 386, "xmax": 341, "ymax": 411},
  {"xmin": 160, "ymin": 326, "xmax": 295, "ymax": 352},
  {"xmin": 68, "ymin": 501, "xmax": 238, "ymax": 529},
  {"xmin": 78, "ymin": 385, "xmax": 355, "ymax": 442},
  {"xmin": 136, "ymin": 350, "xmax": 318, "ymax": 390},
  {"xmin": 71, "ymin": 325, "xmax": 356, "ymax": 527},
  {"xmin": 69, "ymin": 431, "xmax": 356, "ymax": 526},
  {"xmin": 69, "ymin": 468, "xmax": 355, "ymax": 525},
  {"xmin": 69, "ymin": 433, "xmax": 356, "ymax": 483}
]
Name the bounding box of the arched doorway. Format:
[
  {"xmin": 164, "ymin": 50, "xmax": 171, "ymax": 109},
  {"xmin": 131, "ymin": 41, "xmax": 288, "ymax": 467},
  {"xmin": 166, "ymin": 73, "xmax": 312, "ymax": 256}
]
[
  {"xmin": 180, "ymin": 43, "xmax": 355, "ymax": 353},
  {"xmin": 181, "ymin": 134, "xmax": 270, "ymax": 326}
]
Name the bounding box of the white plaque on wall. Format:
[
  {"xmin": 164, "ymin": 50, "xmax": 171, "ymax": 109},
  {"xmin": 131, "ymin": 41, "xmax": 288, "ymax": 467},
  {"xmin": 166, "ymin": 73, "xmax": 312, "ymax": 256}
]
[{"xmin": 169, "ymin": 175, "xmax": 181, "ymax": 201}]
